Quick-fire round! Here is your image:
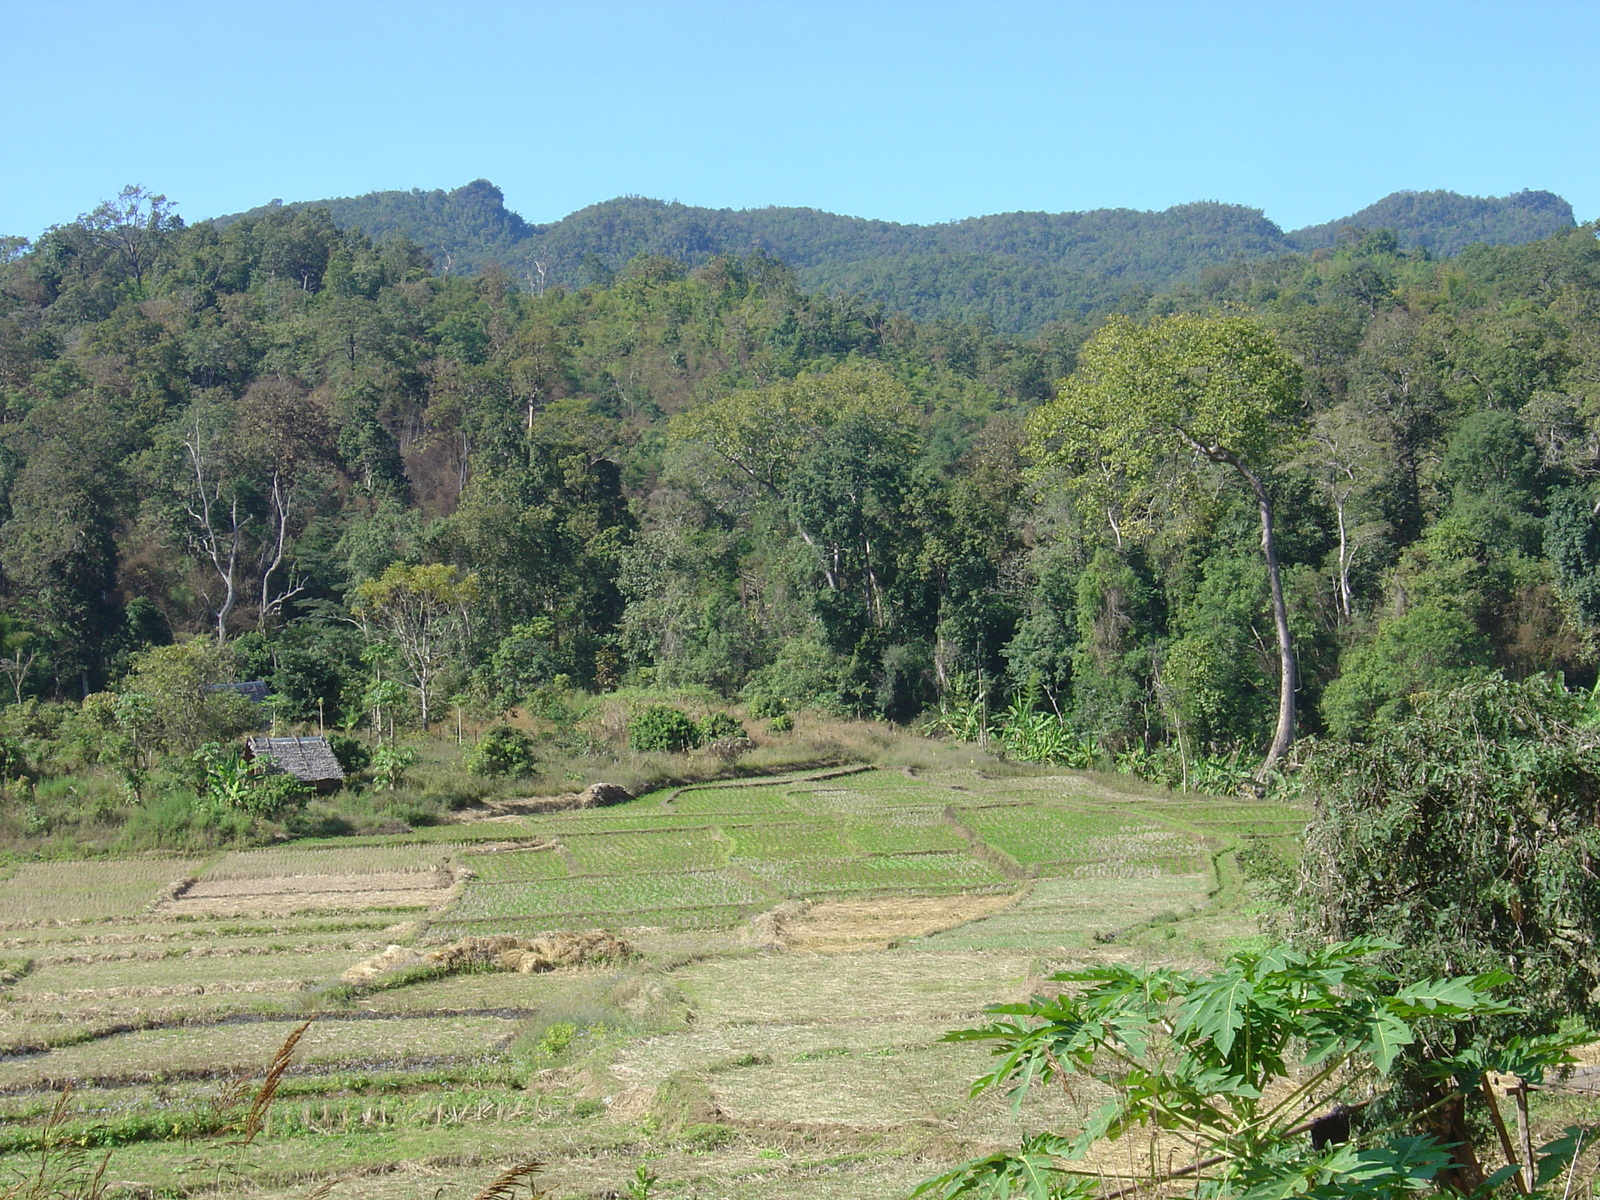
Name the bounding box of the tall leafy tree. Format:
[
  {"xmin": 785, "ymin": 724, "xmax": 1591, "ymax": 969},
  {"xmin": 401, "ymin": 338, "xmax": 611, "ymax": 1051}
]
[
  {"xmin": 1028, "ymin": 313, "xmax": 1304, "ymax": 774},
  {"xmin": 353, "ymin": 562, "xmax": 479, "ymax": 731}
]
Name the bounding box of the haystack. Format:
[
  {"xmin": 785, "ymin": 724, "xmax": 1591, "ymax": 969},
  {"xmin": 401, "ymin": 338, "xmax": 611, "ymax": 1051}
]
[
  {"xmin": 574, "ymin": 782, "xmax": 631, "ymax": 807},
  {"xmin": 340, "ymin": 931, "xmax": 633, "ymax": 985},
  {"xmin": 743, "ymin": 900, "xmax": 812, "ymax": 950},
  {"xmin": 340, "ymin": 944, "xmax": 426, "ymax": 984},
  {"xmin": 496, "ymin": 930, "xmax": 633, "ymax": 973}
]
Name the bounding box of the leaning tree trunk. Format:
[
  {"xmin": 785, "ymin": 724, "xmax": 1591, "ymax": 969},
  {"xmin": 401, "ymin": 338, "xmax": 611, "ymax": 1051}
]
[
  {"xmin": 1181, "ymin": 432, "xmax": 1299, "ymax": 780},
  {"xmin": 1236, "ymin": 462, "xmax": 1296, "ymax": 779}
]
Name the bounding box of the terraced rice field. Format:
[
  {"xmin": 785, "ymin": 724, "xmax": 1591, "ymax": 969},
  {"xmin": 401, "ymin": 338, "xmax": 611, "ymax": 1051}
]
[{"xmin": 0, "ymin": 763, "xmax": 1308, "ymax": 1199}]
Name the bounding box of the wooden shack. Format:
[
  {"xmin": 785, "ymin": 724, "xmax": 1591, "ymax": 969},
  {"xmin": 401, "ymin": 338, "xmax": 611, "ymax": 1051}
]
[{"xmin": 244, "ymin": 736, "xmax": 345, "ymax": 791}]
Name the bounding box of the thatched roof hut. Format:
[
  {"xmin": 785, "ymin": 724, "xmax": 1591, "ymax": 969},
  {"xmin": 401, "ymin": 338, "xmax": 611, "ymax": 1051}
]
[{"xmin": 244, "ymin": 736, "xmax": 345, "ymax": 790}]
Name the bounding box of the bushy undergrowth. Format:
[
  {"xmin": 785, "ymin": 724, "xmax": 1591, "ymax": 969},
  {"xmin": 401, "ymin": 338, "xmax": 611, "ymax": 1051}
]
[
  {"xmin": 628, "ymin": 705, "xmax": 703, "ymax": 753},
  {"xmin": 0, "ymin": 675, "xmax": 1044, "ymax": 857},
  {"xmin": 467, "ymin": 724, "xmax": 540, "ymax": 777}
]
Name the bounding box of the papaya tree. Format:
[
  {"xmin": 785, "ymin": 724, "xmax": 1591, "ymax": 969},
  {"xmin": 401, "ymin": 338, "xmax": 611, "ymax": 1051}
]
[{"xmin": 921, "ymin": 941, "xmax": 1586, "ymax": 1200}]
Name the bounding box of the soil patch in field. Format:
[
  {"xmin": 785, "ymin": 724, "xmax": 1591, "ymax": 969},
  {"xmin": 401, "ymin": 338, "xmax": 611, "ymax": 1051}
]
[
  {"xmin": 745, "ymin": 894, "xmax": 1018, "ymax": 953},
  {"xmin": 159, "ymin": 871, "xmax": 455, "ymax": 917}
]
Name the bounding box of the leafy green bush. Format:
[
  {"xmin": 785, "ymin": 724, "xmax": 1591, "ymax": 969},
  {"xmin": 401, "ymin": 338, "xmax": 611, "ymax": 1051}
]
[
  {"xmin": 467, "ymin": 724, "xmax": 540, "ymax": 777},
  {"xmin": 997, "ymin": 701, "xmax": 1094, "ymax": 767},
  {"xmin": 0, "ymin": 734, "xmax": 32, "ymax": 782},
  {"xmin": 746, "ymin": 693, "xmax": 788, "ymax": 719},
  {"xmin": 696, "ymin": 711, "xmax": 745, "ymax": 742},
  {"xmin": 192, "ymin": 743, "xmax": 309, "ymax": 817},
  {"xmin": 326, "ymin": 732, "xmax": 372, "ymax": 776},
  {"xmin": 371, "ymin": 743, "xmax": 419, "ymax": 791},
  {"xmin": 628, "ymin": 705, "xmax": 703, "ymax": 753},
  {"xmin": 246, "ymin": 771, "xmax": 311, "ymax": 817}
]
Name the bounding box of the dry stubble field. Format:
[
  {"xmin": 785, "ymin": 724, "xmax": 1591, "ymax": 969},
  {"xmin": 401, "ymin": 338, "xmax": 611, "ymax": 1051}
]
[{"xmin": 0, "ymin": 765, "xmax": 1304, "ymax": 1199}]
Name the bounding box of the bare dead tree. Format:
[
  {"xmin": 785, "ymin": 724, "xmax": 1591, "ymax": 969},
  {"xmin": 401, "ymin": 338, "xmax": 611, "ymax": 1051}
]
[{"xmin": 183, "ymin": 418, "xmax": 247, "ymax": 642}]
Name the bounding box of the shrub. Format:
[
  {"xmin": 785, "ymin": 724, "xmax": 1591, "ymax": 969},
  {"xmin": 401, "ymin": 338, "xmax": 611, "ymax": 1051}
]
[
  {"xmin": 747, "ymin": 694, "xmax": 788, "ymax": 720},
  {"xmin": 326, "ymin": 732, "xmax": 372, "ymax": 776},
  {"xmin": 628, "ymin": 705, "xmax": 703, "ymax": 753},
  {"xmin": 246, "ymin": 771, "xmax": 311, "ymax": 817},
  {"xmin": 696, "ymin": 711, "xmax": 745, "ymax": 742},
  {"xmin": 117, "ymin": 790, "xmax": 254, "ymax": 850},
  {"xmin": 467, "ymin": 724, "xmax": 540, "ymax": 778},
  {"xmin": 371, "ymin": 743, "xmax": 419, "ymax": 791},
  {"xmin": 192, "ymin": 743, "xmax": 309, "ymax": 817},
  {"xmin": 0, "ymin": 734, "xmax": 31, "ymax": 782}
]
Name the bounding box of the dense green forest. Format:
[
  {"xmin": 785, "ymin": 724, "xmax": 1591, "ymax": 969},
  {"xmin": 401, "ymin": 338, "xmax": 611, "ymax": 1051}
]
[
  {"xmin": 3, "ymin": 185, "xmax": 1600, "ymax": 804},
  {"xmin": 221, "ymin": 182, "xmax": 1575, "ymax": 332}
]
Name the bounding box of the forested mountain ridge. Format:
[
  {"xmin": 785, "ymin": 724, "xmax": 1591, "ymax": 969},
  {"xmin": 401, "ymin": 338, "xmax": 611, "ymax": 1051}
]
[
  {"xmin": 1286, "ymin": 187, "xmax": 1573, "ymax": 255},
  {"xmin": 217, "ymin": 182, "xmax": 1576, "ymax": 332}
]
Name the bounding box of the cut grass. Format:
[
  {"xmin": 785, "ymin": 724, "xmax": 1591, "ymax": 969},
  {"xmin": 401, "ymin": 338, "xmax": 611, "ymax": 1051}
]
[
  {"xmin": 0, "ymin": 1014, "xmax": 525, "ymax": 1089},
  {"xmin": 915, "ymin": 875, "xmax": 1214, "ymax": 949},
  {"xmin": 203, "ymin": 846, "xmax": 451, "ymax": 879},
  {"xmin": 14, "ymin": 948, "xmax": 360, "ymax": 995},
  {"xmin": 0, "ymin": 758, "xmax": 1310, "ymax": 1200},
  {"xmin": 0, "ymin": 859, "xmax": 203, "ymax": 924}
]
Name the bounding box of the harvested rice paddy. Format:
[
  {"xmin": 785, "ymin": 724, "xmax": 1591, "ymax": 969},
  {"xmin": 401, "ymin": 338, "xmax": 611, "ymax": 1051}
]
[{"xmin": 0, "ymin": 762, "xmax": 1312, "ymax": 1199}]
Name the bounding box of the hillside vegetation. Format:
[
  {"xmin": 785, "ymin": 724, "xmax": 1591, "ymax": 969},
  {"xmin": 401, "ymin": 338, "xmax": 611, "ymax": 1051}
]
[
  {"xmin": 3, "ymin": 187, "xmax": 1600, "ymax": 822},
  {"xmin": 217, "ymin": 182, "xmax": 1575, "ymax": 332}
]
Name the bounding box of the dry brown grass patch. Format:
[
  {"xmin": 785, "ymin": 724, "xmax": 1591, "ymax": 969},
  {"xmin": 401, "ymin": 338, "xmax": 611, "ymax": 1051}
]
[
  {"xmin": 744, "ymin": 894, "xmax": 1020, "ymax": 953},
  {"xmin": 158, "ymin": 871, "xmax": 455, "ymax": 917}
]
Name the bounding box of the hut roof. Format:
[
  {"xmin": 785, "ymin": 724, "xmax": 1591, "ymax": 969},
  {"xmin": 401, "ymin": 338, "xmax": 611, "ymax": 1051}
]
[{"xmin": 245, "ymin": 736, "xmax": 344, "ymax": 784}]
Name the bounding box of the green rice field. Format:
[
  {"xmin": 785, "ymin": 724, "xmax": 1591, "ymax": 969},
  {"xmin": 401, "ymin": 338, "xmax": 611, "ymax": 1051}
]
[{"xmin": 0, "ymin": 762, "xmax": 1314, "ymax": 1199}]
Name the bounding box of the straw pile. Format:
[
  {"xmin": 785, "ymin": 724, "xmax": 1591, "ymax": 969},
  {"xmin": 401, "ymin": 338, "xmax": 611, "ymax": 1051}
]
[
  {"xmin": 742, "ymin": 900, "xmax": 813, "ymax": 951},
  {"xmin": 341, "ymin": 931, "xmax": 633, "ymax": 985}
]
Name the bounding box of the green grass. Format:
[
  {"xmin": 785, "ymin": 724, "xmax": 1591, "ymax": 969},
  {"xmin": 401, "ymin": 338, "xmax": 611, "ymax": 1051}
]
[
  {"xmin": 463, "ymin": 848, "xmax": 570, "ymax": 881},
  {"xmin": 846, "ymin": 813, "xmax": 970, "ymax": 855},
  {"xmin": 668, "ymin": 785, "xmax": 805, "ymax": 815},
  {"xmin": 726, "ymin": 821, "xmax": 854, "ymax": 860},
  {"xmin": 955, "ymin": 804, "xmax": 1210, "ymax": 869},
  {"xmin": 445, "ymin": 870, "xmax": 769, "ymax": 922},
  {"xmin": 785, "ymin": 785, "xmax": 949, "ymax": 816},
  {"xmin": 562, "ymin": 829, "xmax": 727, "ymax": 874},
  {"xmin": 743, "ymin": 852, "xmax": 1010, "ymax": 896}
]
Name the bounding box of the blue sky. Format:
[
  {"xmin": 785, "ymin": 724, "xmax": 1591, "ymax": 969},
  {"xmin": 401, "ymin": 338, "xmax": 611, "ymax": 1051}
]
[{"xmin": 1, "ymin": 0, "xmax": 1594, "ymax": 239}]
